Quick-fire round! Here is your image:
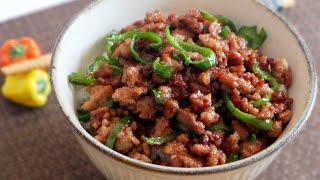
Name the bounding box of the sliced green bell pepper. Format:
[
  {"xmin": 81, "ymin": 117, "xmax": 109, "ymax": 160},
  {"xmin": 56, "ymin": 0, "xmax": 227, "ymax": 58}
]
[
  {"xmin": 143, "ymin": 135, "xmax": 176, "ymax": 145},
  {"xmin": 252, "ymin": 62, "xmax": 279, "ymax": 91},
  {"xmin": 165, "ymin": 26, "xmax": 217, "ymax": 70},
  {"xmin": 252, "ymin": 95, "xmax": 272, "ymax": 108},
  {"xmin": 105, "ymin": 116, "xmax": 132, "ymax": 149},
  {"xmin": 152, "ymin": 57, "xmax": 172, "ymax": 79},
  {"xmin": 68, "ymin": 72, "xmax": 96, "ymax": 86},
  {"xmin": 222, "ymin": 91, "xmax": 272, "ymax": 131},
  {"xmin": 130, "ymin": 31, "xmax": 163, "ymax": 64}
]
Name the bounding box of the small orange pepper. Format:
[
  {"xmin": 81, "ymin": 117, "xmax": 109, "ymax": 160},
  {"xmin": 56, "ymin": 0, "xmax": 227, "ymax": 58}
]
[{"xmin": 0, "ymin": 37, "xmax": 41, "ymax": 67}]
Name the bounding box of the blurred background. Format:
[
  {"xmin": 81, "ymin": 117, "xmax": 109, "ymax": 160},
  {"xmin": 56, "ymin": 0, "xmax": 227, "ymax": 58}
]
[
  {"xmin": 0, "ymin": 0, "xmax": 319, "ymax": 180},
  {"xmin": 0, "ymin": 0, "xmax": 72, "ymax": 22}
]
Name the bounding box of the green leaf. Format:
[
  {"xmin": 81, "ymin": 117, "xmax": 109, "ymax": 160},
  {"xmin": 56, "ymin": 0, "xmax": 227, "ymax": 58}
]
[{"xmin": 238, "ymin": 26, "xmax": 267, "ymax": 49}]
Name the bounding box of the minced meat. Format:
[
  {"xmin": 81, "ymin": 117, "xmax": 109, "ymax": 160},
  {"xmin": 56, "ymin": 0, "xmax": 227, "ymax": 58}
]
[{"xmin": 75, "ymin": 10, "xmax": 293, "ymax": 168}]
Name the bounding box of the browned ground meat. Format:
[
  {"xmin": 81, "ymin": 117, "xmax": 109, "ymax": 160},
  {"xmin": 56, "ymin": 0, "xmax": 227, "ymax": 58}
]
[
  {"xmin": 272, "ymin": 58, "xmax": 292, "ymax": 87},
  {"xmin": 206, "ymin": 145, "xmax": 226, "ymax": 166},
  {"xmin": 267, "ymin": 120, "xmax": 283, "ymax": 138},
  {"xmin": 129, "ymin": 151, "xmax": 152, "ymax": 163},
  {"xmin": 76, "ymin": 10, "xmax": 293, "ymax": 168},
  {"xmin": 113, "ymin": 39, "xmax": 131, "ymax": 59},
  {"xmin": 231, "ymin": 120, "xmax": 249, "ymax": 141},
  {"xmin": 177, "ymin": 108, "xmax": 205, "ymax": 134},
  {"xmin": 152, "ymin": 117, "xmax": 173, "ymax": 136},
  {"xmin": 114, "ymin": 126, "xmax": 140, "ymax": 154},
  {"xmin": 240, "ymin": 140, "xmax": 264, "ymax": 158},
  {"xmin": 223, "ymin": 132, "xmax": 240, "ymax": 154},
  {"xmin": 199, "ymin": 107, "xmax": 220, "ymax": 127},
  {"xmin": 121, "ymin": 66, "xmax": 142, "ymax": 87},
  {"xmin": 189, "ymin": 91, "xmax": 212, "ymax": 112},
  {"xmin": 190, "ymin": 144, "xmax": 211, "ymax": 156},
  {"xmin": 163, "ymin": 99, "xmax": 179, "ymax": 119},
  {"xmin": 135, "ymin": 96, "xmax": 156, "ymax": 120},
  {"xmin": 81, "ymin": 85, "xmax": 113, "ymax": 111},
  {"xmin": 112, "ymin": 86, "xmax": 147, "ymax": 106}
]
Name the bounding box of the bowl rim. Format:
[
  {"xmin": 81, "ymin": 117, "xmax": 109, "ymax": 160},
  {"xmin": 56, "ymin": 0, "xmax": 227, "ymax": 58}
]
[{"xmin": 51, "ymin": 0, "xmax": 318, "ymax": 175}]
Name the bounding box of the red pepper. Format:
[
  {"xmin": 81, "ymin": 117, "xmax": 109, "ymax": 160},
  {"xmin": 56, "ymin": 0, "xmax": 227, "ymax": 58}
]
[{"xmin": 0, "ymin": 37, "xmax": 41, "ymax": 67}]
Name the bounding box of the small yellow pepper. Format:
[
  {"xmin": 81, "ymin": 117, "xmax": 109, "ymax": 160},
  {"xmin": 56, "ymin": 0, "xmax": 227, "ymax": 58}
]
[{"xmin": 2, "ymin": 69, "xmax": 51, "ymax": 107}]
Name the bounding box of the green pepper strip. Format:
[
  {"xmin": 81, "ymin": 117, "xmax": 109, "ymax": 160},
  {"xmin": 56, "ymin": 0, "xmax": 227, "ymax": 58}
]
[
  {"xmin": 222, "ymin": 91, "xmax": 272, "ymax": 131},
  {"xmin": 214, "ymin": 99, "xmax": 224, "ymax": 109},
  {"xmin": 179, "ymin": 41, "xmax": 217, "ymax": 69},
  {"xmin": 249, "ymin": 133, "xmax": 257, "ymax": 141},
  {"xmin": 216, "ymin": 15, "xmax": 237, "ymax": 33},
  {"xmin": 105, "ymin": 116, "xmax": 132, "ymax": 149},
  {"xmin": 220, "ymin": 26, "xmax": 231, "ymax": 39},
  {"xmin": 175, "ymin": 122, "xmax": 197, "ymax": 137},
  {"xmin": 199, "ymin": 11, "xmax": 237, "ymax": 33},
  {"xmin": 252, "ymin": 62, "xmax": 279, "ymax": 91},
  {"xmin": 152, "ymin": 57, "xmax": 172, "ymax": 79},
  {"xmin": 105, "ymin": 31, "xmax": 136, "ymax": 55},
  {"xmin": 77, "ymin": 109, "xmax": 90, "ymax": 122},
  {"xmin": 252, "ymin": 95, "xmax": 272, "ymax": 108},
  {"xmin": 104, "ymin": 100, "xmax": 118, "ymax": 109},
  {"xmin": 164, "ymin": 26, "xmax": 185, "ymax": 51},
  {"xmin": 176, "ymin": 123, "xmax": 191, "ymax": 133},
  {"xmin": 78, "ymin": 113, "xmax": 90, "ymax": 122},
  {"xmin": 100, "ymin": 31, "xmax": 136, "ymax": 70},
  {"xmin": 200, "ymin": 10, "xmax": 217, "ymax": 22},
  {"xmin": 227, "ymin": 153, "xmax": 239, "ymax": 163},
  {"xmin": 207, "ymin": 123, "xmax": 231, "ymax": 133},
  {"xmin": 88, "ymin": 55, "xmax": 123, "ymax": 75},
  {"xmin": 143, "ymin": 135, "xmax": 176, "ymax": 145},
  {"xmin": 130, "ymin": 32, "xmax": 163, "ymax": 64},
  {"xmin": 165, "ymin": 26, "xmax": 217, "ymax": 70},
  {"xmin": 68, "ymin": 72, "xmax": 96, "ymax": 86},
  {"xmin": 152, "ymin": 89, "xmax": 165, "ymax": 105}
]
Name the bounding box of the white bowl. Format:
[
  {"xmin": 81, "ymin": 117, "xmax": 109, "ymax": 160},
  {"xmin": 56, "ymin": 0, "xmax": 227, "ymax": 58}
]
[{"xmin": 51, "ymin": 0, "xmax": 317, "ymax": 179}]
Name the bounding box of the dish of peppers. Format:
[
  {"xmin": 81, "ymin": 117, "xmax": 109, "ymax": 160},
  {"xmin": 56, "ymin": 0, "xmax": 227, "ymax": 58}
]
[{"xmin": 68, "ymin": 10, "xmax": 293, "ymax": 167}]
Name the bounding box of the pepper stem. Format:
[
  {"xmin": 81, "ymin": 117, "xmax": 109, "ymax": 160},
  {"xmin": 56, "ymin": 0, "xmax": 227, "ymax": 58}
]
[{"xmin": 9, "ymin": 45, "xmax": 26, "ymax": 59}]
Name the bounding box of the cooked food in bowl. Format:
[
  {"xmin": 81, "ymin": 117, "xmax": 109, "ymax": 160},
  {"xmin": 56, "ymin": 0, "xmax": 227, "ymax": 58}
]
[{"xmin": 68, "ymin": 9, "xmax": 293, "ymax": 168}]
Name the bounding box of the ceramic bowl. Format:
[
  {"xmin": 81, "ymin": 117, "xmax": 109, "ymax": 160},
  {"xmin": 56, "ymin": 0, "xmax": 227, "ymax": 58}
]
[{"xmin": 51, "ymin": 0, "xmax": 317, "ymax": 179}]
